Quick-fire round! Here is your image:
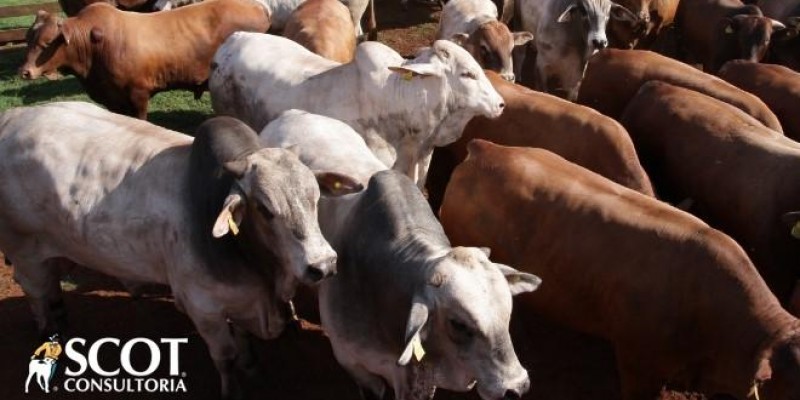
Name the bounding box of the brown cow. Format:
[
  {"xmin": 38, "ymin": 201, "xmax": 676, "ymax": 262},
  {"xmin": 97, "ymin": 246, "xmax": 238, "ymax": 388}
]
[
  {"xmin": 577, "ymin": 48, "xmax": 784, "ymax": 132},
  {"xmin": 19, "ymin": 0, "xmax": 270, "ymax": 120},
  {"xmin": 425, "ymin": 70, "xmax": 654, "ymax": 212},
  {"xmin": 744, "ymin": 0, "xmax": 800, "ymax": 71},
  {"xmin": 621, "ymin": 81, "xmax": 800, "ymax": 308},
  {"xmin": 607, "ymin": 0, "xmax": 680, "ymax": 49},
  {"xmin": 440, "ymin": 139, "xmax": 800, "ymax": 400},
  {"xmin": 719, "ymin": 60, "xmax": 800, "ymax": 141},
  {"xmin": 283, "ymin": 0, "xmax": 356, "ymax": 63},
  {"xmin": 675, "ymin": 0, "xmax": 785, "ymax": 73}
]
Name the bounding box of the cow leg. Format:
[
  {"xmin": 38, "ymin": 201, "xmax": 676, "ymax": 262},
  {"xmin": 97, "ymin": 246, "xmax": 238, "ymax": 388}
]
[
  {"xmin": 25, "ymin": 369, "xmax": 34, "ymax": 393},
  {"xmin": 193, "ymin": 317, "xmax": 243, "ymax": 400},
  {"xmin": 231, "ymin": 324, "xmax": 260, "ymax": 379},
  {"xmin": 13, "ymin": 257, "xmax": 66, "ymax": 335},
  {"xmin": 393, "ymin": 364, "xmax": 436, "ymax": 400},
  {"xmin": 130, "ymin": 89, "xmax": 151, "ymax": 120},
  {"xmin": 346, "ymin": 363, "xmax": 388, "ymax": 400},
  {"xmin": 616, "ymin": 351, "xmax": 662, "ymax": 400}
]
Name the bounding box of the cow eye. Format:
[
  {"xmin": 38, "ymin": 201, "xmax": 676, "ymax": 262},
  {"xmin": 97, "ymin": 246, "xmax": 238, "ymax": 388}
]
[
  {"xmin": 257, "ymin": 203, "xmax": 274, "ymax": 220},
  {"xmin": 460, "ymin": 71, "xmax": 477, "ymax": 80},
  {"xmin": 449, "ymin": 318, "xmax": 474, "ymax": 340}
]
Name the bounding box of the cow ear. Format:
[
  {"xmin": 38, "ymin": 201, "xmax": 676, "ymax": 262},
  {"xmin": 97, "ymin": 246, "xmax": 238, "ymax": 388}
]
[
  {"xmin": 223, "ymin": 159, "xmax": 250, "ymax": 178},
  {"xmin": 397, "ymin": 296, "xmax": 429, "ymax": 366},
  {"xmin": 513, "ymin": 31, "xmax": 534, "ymax": 46},
  {"xmin": 610, "ymin": 3, "xmax": 638, "ymax": 23},
  {"xmin": 35, "ymin": 10, "xmax": 49, "ymax": 22},
  {"xmin": 557, "ymin": 4, "xmax": 577, "ymax": 23},
  {"xmin": 495, "ymin": 263, "xmax": 541, "ymax": 295},
  {"xmin": 449, "ymin": 32, "xmax": 470, "ymax": 47},
  {"xmin": 781, "ymin": 211, "xmax": 800, "ymax": 239},
  {"xmin": 388, "ymin": 65, "xmax": 440, "ymax": 79},
  {"xmin": 315, "ymin": 172, "xmax": 364, "ymax": 197},
  {"xmin": 212, "ymin": 193, "xmax": 246, "ymax": 238}
]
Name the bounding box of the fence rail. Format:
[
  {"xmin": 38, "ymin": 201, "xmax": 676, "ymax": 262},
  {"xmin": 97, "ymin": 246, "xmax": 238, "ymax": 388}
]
[{"xmin": 0, "ymin": 2, "xmax": 61, "ymax": 46}]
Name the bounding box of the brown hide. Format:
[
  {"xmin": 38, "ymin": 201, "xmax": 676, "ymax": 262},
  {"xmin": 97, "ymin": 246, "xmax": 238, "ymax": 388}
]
[
  {"xmin": 426, "ymin": 70, "xmax": 653, "ymax": 213},
  {"xmin": 607, "ymin": 0, "xmax": 679, "ymax": 49},
  {"xmin": 283, "ymin": 0, "xmax": 356, "ymax": 63},
  {"xmin": 19, "ymin": 0, "xmax": 270, "ymax": 119},
  {"xmin": 576, "ymin": 48, "xmax": 784, "ymax": 133},
  {"xmin": 440, "ymin": 139, "xmax": 800, "ymax": 400},
  {"xmin": 719, "ymin": 60, "xmax": 800, "ymax": 141},
  {"xmin": 620, "ymin": 81, "xmax": 800, "ymax": 308},
  {"xmin": 676, "ymin": 0, "xmax": 782, "ymax": 72}
]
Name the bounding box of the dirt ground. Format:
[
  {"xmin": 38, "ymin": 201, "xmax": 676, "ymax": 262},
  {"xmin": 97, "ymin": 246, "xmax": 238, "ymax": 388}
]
[{"xmin": 0, "ymin": 2, "xmax": 702, "ymax": 400}]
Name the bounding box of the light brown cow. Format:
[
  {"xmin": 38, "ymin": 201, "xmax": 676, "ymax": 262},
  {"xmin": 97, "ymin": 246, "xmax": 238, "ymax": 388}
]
[
  {"xmin": 440, "ymin": 139, "xmax": 800, "ymax": 400},
  {"xmin": 719, "ymin": 60, "xmax": 800, "ymax": 141},
  {"xmin": 621, "ymin": 80, "xmax": 800, "ymax": 309},
  {"xmin": 283, "ymin": 0, "xmax": 356, "ymax": 63},
  {"xmin": 577, "ymin": 48, "xmax": 784, "ymax": 132},
  {"xmin": 19, "ymin": 0, "xmax": 270, "ymax": 119},
  {"xmin": 607, "ymin": 0, "xmax": 679, "ymax": 49},
  {"xmin": 426, "ymin": 70, "xmax": 653, "ymax": 212},
  {"xmin": 675, "ymin": 0, "xmax": 785, "ymax": 73}
]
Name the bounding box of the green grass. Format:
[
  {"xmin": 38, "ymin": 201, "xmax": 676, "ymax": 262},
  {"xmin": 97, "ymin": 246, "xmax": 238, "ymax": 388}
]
[
  {"xmin": 0, "ymin": 0, "xmax": 58, "ymax": 30},
  {"xmin": 0, "ymin": 46, "xmax": 214, "ymax": 134}
]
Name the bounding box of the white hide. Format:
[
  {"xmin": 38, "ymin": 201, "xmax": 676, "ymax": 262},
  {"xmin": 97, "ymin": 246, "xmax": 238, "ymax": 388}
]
[
  {"xmin": 437, "ymin": 0, "xmax": 500, "ymax": 39},
  {"xmin": 258, "ymin": 109, "xmax": 386, "ymax": 243},
  {"xmin": 210, "ymin": 32, "xmax": 504, "ymax": 189}
]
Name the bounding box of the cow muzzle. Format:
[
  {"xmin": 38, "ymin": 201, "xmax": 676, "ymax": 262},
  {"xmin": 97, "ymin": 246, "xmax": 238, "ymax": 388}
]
[
  {"xmin": 303, "ymin": 257, "xmax": 337, "ymax": 284},
  {"xmin": 19, "ymin": 67, "xmax": 37, "ymax": 80}
]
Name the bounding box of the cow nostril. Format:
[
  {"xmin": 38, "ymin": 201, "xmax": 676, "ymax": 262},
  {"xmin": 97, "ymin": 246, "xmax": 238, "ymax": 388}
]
[
  {"xmin": 20, "ymin": 70, "xmax": 31, "ymax": 79},
  {"xmin": 498, "ymin": 102, "xmax": 505, "ymax": 109},
  {"xmin": 592, "ymin": 39, "xmax": 608, "ymax": 49},
  {"xmin": 306, "ymin": 265, "xmax": 326, "ymax": 283},
  {"xmin": 502, "ymin": 389, "xmax": 521, "ymax": 400}
]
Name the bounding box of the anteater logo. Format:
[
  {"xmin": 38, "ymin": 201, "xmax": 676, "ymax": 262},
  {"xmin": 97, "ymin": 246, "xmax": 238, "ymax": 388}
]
[{"xmin": 26, "ymin": 334, "xmax": 62, "ymax": 393}]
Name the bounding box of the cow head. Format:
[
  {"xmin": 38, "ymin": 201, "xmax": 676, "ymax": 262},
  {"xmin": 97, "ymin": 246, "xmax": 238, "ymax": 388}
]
[
  {"xmin": 538, "ymin": 0, "xmax": 634, "ymax": 100},
  {"xmin": 757, "ymin": 334, "xmax": 800, "ymax": 400},
  {"xmin": 192, "ymin": 117, "xmax": 362, "ymax": 301},
  {"xmin": 397, "ymin": 247, "xmax": 540, "ymax": 400},
  {"xmin": 766, "ymin": 17, "xmax": 800, "ymax": 70},
  {"xmin": 607, "ymin": 0, "xmax": 652, "ymax": 49},
  {"xmin": 388, "ymin": 40, "xmax": 505, "ymax": 147},
  {"xmin": 18, "ymin": 11, "xmax": 88, "ymax": 80},
  {"xmin": 714, "ymin": 14, "xmax": 785, "ymax": 71},
  {"xmin": 449, "ymin": 21, "xmax": 533, "ymax": 82}
]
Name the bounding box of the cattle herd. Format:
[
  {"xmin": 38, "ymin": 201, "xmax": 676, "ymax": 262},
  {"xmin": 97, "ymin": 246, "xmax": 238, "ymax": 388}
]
[{"xmin": 4, "ymin": 0, "xmax": 800, "ymax": 398}]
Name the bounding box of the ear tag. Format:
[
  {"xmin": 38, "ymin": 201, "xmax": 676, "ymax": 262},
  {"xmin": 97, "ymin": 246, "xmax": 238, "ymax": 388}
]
[
  {"xmin": 403, "ymin": 71, "xmax": 414, "ymax": 81},
  {"xmin": 412, "ymin": 336, "xmax": 425, "ymax": 361},
  {"xmin": 725, "ymin": 25, "xmax": 734, "ymax": 34},
  {"xmin": 791, "ymin": 221, "xmax": 800, "ymax": 239},
  {"xmin": 228, "ymin": 215, "xmax": 240, "ymax": 236}
]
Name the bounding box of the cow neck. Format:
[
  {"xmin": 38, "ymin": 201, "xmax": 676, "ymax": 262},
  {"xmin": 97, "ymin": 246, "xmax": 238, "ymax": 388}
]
[{"xmin": 63, "ymin": 22, "xmax": 93, "ymax": 78}]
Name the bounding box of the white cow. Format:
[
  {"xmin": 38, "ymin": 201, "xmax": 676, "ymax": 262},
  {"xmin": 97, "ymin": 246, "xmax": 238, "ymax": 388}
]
[
  {"xmin": 259, "ymin": 110, "xmax": 540, "ymax": 400},
  {"xmin": 0, "ymin": 102, "xmax": 360, "ymax": 399},
  {"xmin": 516, "ymin": 0, "xmax": 637, "ymax": 100},
  {"xmin": 25, "ymin": 358, "xmax": 54, "ymax": 393},
  {"xmin": 210, "ymin": 33, "xmax": 504, "ymax": 189},
  {"xmin": 437, "ymin": 0, "xmax": 533, "ymax": 81}
]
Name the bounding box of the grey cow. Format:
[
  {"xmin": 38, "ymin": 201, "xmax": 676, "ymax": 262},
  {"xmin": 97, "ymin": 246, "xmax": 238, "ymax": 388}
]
[
  {"xmin": 516, "ymin": 0, "xmax": 637, "ymax": 100},
  {"xmin": 0, "ymin": 102, "xmax": 359, "ymax": 399},
  {"xmin": 259, "ymin": 110, "xmax": 540, "ymax": 400}
]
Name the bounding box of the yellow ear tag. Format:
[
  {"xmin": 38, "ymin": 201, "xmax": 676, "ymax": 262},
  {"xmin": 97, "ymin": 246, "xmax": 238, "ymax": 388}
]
[
  {"xmin": 403, "ymin": 71, "xmax": 414, "ymax": 81},
  {"xmin": 412, "ymin": 336, "xmax": 425, "ymax": 362},
  {"xmin": 791, "ymin": 221, "xmax": 800, "ymax": 239},
  {"xmin": 228, "ymin": 215, "xmax": 240, "ymax": 236}
]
